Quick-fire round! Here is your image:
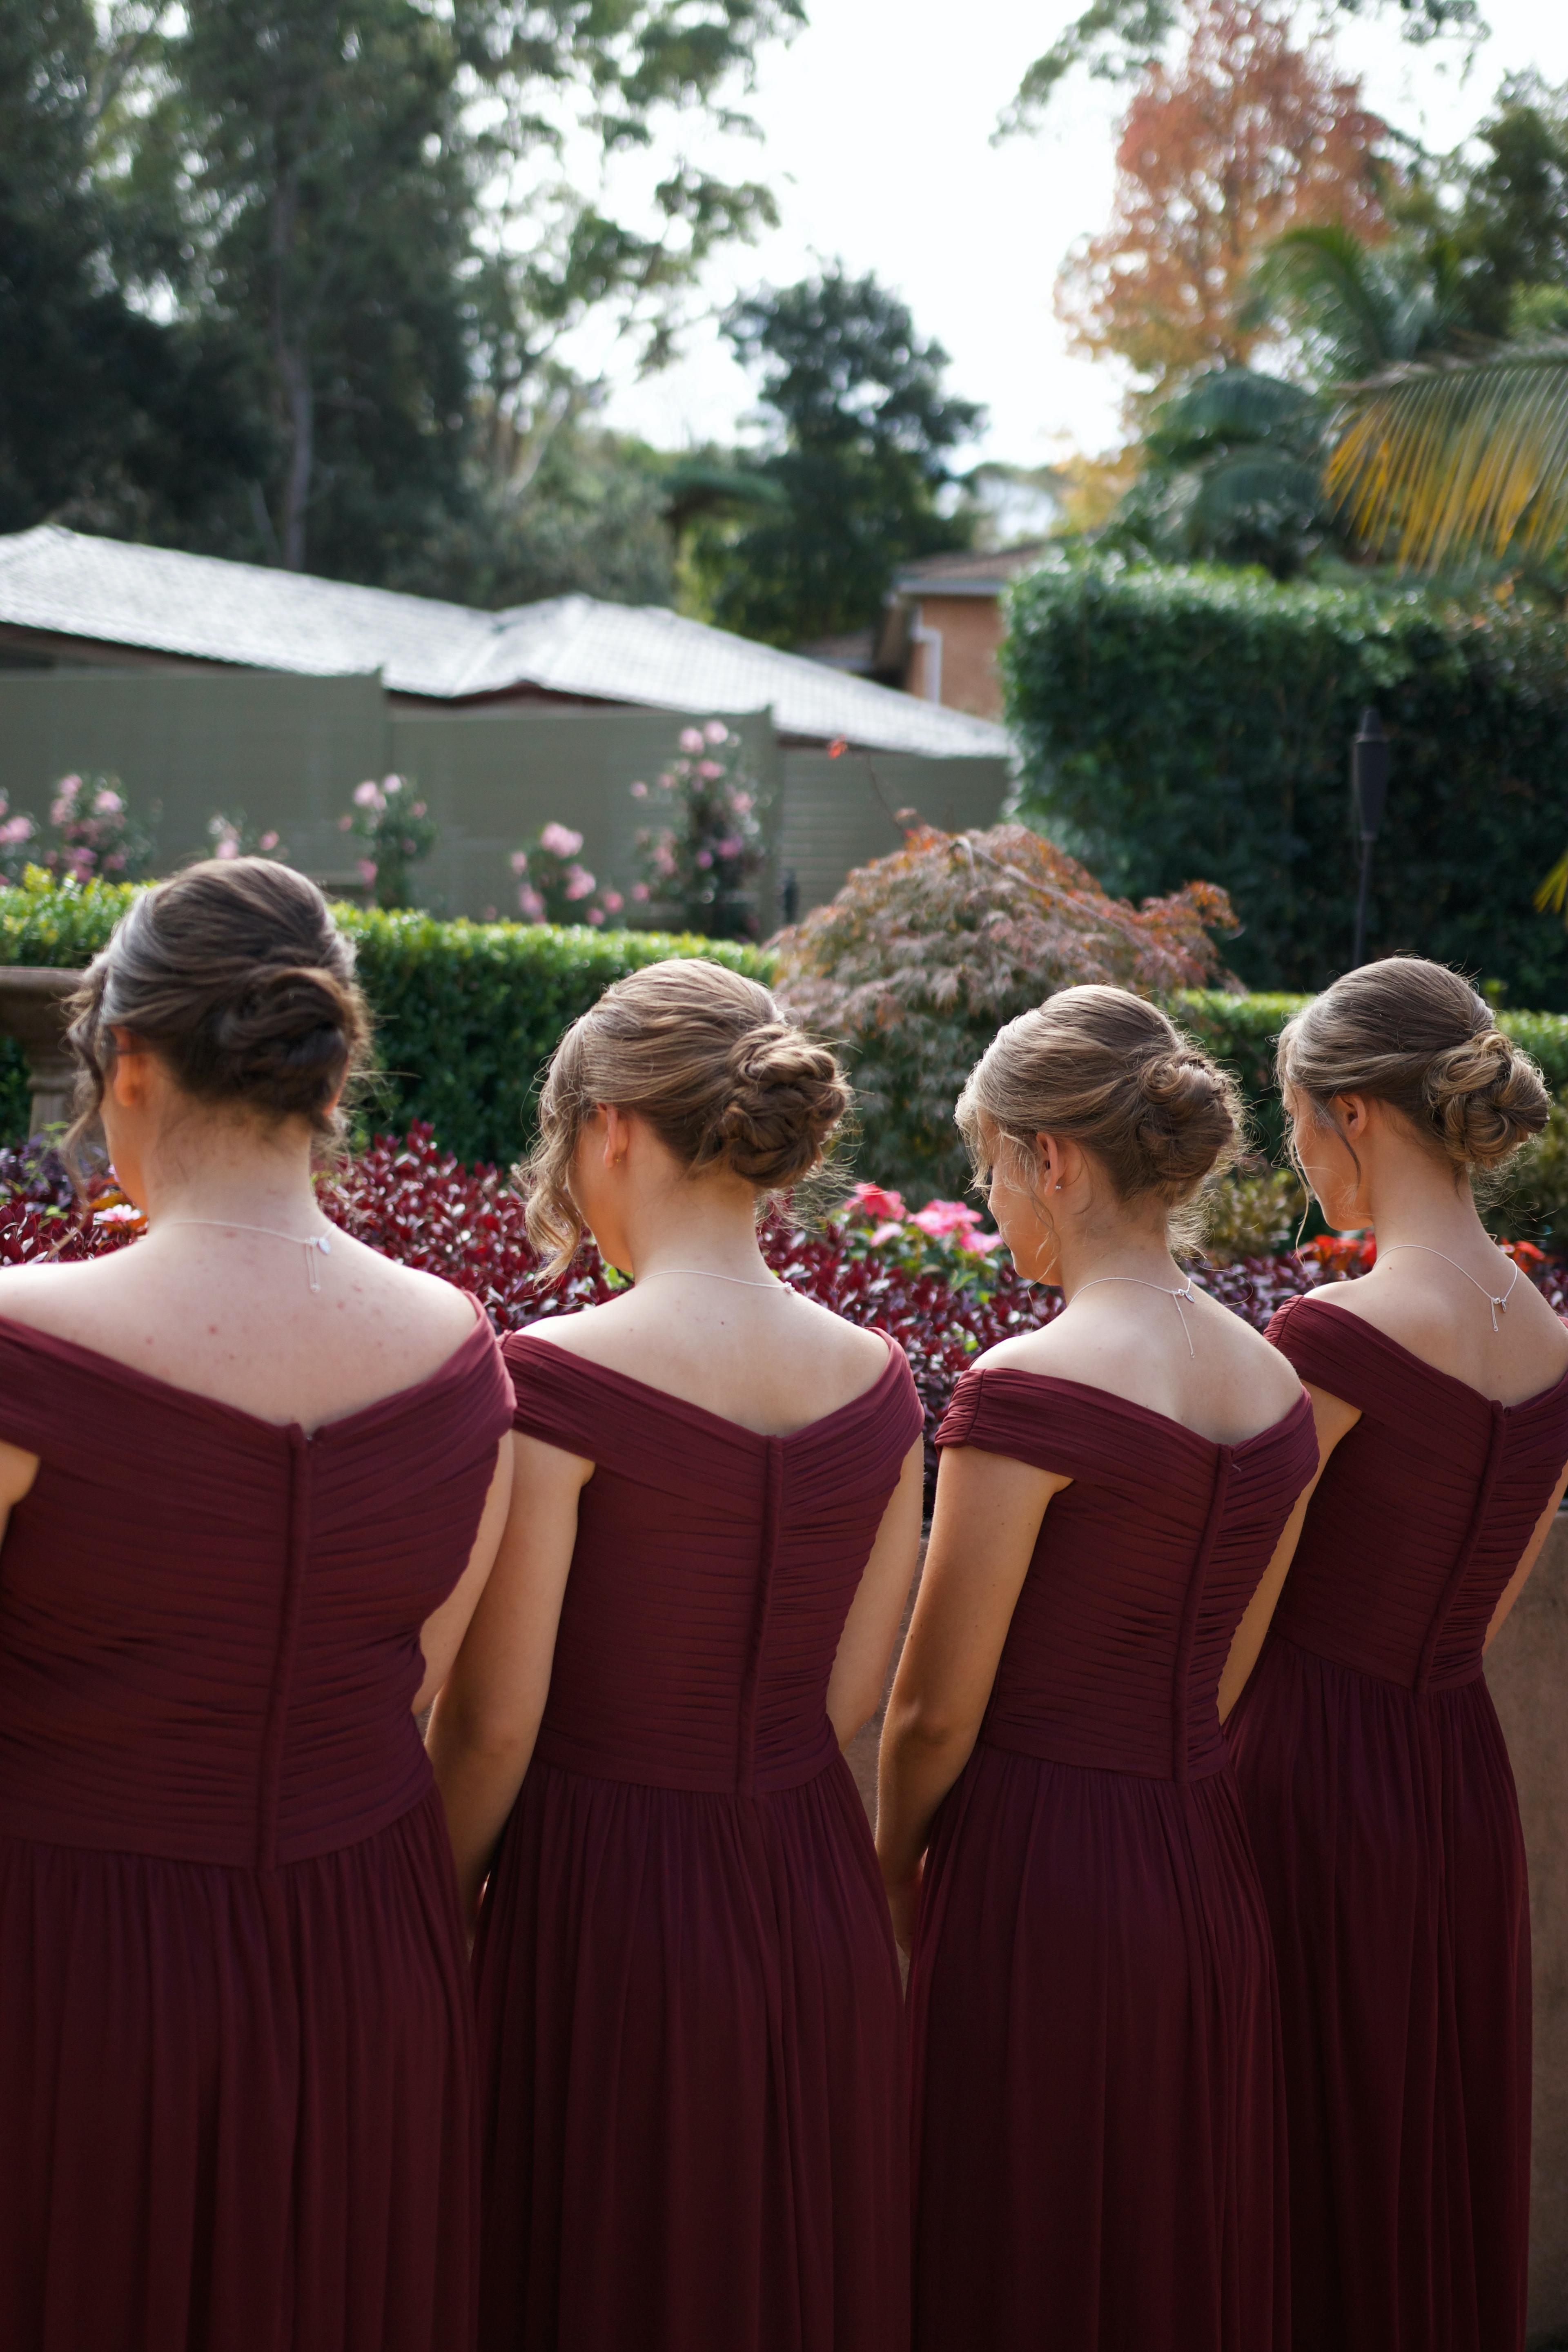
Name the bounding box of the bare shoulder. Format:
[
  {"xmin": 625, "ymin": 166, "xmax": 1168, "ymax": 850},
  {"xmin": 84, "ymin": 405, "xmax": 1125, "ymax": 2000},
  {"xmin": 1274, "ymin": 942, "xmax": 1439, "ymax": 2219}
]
[
  {"xmin": 973, "ymin": 1313, "xmax": 1139, "ymax": 1390},
  {"xmin": 333, "ymin": 1234, "xmax": 482, "ymax": 1349},
  {"xmin": 0, "ymin": 1253, "xmax": 143, "ymax": 1341},
  {"xmin": 788, "ymin": 1289, "xmax": 894, "ymax": 1374},
  {"xmin": 509, "ymin": 1294, "xmax": 639, "ymax": 1363}
]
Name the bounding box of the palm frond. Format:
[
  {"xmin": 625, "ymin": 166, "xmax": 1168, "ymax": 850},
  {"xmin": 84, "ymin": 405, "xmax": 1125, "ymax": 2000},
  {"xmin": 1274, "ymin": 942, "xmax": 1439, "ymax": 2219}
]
[
  {"xmin": 1327, "ymin": 342, "xmax": 1568, "ymax": 569},
  {"xmin": 1535, "ymin": 850, "xmax": 1568, "ymax": 919}
]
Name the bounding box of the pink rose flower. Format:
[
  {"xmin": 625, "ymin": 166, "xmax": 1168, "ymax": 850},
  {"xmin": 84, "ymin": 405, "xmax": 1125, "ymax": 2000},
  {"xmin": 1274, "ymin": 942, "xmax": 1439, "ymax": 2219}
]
[
  {"xmin": 510, "ymin": 850, "xmax": 529, "ymax": 875},
  {"xmin": 630, "ymin": 780, "xmax": 648, "ymax": 800},
  {"xmin": 697, "ymin": 760, "xmax": 724, "ymax": 780},
  {"xmin": 214, "ymin": 837, "xmax": 239, "ymax": 860},
  {"xmin": 601, "ymin": 889, "xmax": 623, "ymax": 913},
  {"xmin": 518, "ymin": 884, "xmax": 546, "ymax": 922},
  {"xmin": 95, "ymin": 789, "xmax": 123, "ymax": 814},
  {"xmin": 540, "ymin": 821, "xmax": 584, "ymax": 858},
  {"xmin": 911, "ymin": 1200, "xmax": 982, "ymax": 1239},
  {"xmin": 339, "ymin": 814, "xmax": 353, "ymax": 832},
  {"xmin": 695, "ymin": 849, "xmax": 713, "ymax": 869},
  {"xmin": 679, "ymin": 728, "xmax": 705, "ymax": 753},
  {"xmin": 564, "ymin": 865, "xmax": 596, "ymax": 901},
  {"xmin": 382, "ymin": 775, "xmax": 403, "ymax": 796},
  {"xmin": 586, "ymin": 907, "xmax": 605, "ymax": 926},
  {"xmin": 853, "ymin": 1182, "xmax": 906, "ymax": 1222},
  {"xmin": 704, "ymin": 719, "xmax": 729, "ymax": 745},
  {"xmin": 631, "ymin": 882, "xmax": 650, "ymax": 902},
  {"xmin": 869, "ymin": 1220, "xmax": 904, "ymax": 1246},
  {"xmin": 731, "ymin": 792, "xmax": 753, "ymax": 814},
  {"xmin": 352, "ymin": 780, "xmax": 383, "ymax": 810},
  {"xmin": 259, "ymin": 833, "xmax": 280, "ymax": 853},
  {"xmin": 357, "ymin": 859, "xmax": 378, "ymax": 887}
]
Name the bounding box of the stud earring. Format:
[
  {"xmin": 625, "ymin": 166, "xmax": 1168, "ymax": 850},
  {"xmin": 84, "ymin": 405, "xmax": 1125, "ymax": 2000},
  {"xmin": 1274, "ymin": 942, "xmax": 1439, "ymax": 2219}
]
[{"xmin": 1054, "ymin": 1180, "xmax": 1063, "ymax": 1192}]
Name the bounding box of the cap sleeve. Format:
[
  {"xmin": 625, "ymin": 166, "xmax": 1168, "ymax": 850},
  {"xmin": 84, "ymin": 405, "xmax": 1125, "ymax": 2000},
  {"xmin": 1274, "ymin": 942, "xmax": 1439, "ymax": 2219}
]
[
  {"xmin": 937, "ymin": 1365, "xmax": 1107, "ymax": 1483},
  {"xmin": 0, "ymin": 1321, "xmax": 88, "ymax": 1461},
  {"xmin": 501, "ymin": 1330, "xmax": 610, "ymax": 1460},
  {"xmin": 1266, "ymin": 1292, "xmax": 1389, "ymax": 1415}
]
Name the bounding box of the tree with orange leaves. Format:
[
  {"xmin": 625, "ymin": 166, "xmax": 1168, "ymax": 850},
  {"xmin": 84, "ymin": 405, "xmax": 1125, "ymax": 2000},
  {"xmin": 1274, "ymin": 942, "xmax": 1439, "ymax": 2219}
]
[{"xmin": 1056, "ymin": 0, "xmax": 1390, "ymax": 394}]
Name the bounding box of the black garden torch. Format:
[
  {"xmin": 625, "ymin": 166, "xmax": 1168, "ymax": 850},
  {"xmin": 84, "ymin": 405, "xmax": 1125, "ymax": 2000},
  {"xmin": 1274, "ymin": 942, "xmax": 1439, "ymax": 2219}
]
[{"xmin": 1351, "ymin": 707, "xmax": 1390, "ymax": 970}]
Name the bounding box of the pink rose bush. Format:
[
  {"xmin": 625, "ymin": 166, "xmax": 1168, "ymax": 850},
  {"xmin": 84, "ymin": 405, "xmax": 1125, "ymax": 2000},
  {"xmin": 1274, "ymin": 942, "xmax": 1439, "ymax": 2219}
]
[
  {"xmin": 510, "ymin": 822, "xmax": 625, "ymax": 929},
  {"xmin": 338, "ymin": 775, "xmax": 438, "ymax": 910},
  {"xmin": 0, "ymin": 775, "xmax": 156, "ymax": 887},
  {"xmin": 629, "ymin": 720, "xmax": 768, "ymax": 940},
  {"xmin": 207, "ymin": 812, "xmax": 285, "ymax": 864}
]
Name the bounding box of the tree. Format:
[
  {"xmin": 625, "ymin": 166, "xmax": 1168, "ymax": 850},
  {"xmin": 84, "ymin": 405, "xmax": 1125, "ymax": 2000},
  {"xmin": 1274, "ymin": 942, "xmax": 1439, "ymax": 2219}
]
[
  {"xmin": 1055, "ymin": 0, "xmax": 1389, "ymax": 395},
  {"xmin": 1106, "ymin": 367, "xmax": 1332, "ymax": 574},
  {"xmin": 1005, "ymin": 0, "xmax": 1479, "ymax": 136},
  {"xmin": 689, "ymin": 269, "xmax": 984, "ymax": 648},
  {"xmin": 772, "ymin": 822, "xmax": 1235, "ymax": 1200},
  {"xmin": 3, "ymin": 0, "xmax": 800, "ymax": 587},
  {"xmin": 0, "ymin": 0, "xmax": 258, "ymax": 540}
]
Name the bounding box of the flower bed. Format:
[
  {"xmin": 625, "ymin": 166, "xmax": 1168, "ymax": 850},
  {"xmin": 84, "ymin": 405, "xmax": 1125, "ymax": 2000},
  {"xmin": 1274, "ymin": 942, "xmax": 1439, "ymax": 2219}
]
[{"xmin": 4, "ymin": 1131, "xmax": 1566, "ymax": 1498}]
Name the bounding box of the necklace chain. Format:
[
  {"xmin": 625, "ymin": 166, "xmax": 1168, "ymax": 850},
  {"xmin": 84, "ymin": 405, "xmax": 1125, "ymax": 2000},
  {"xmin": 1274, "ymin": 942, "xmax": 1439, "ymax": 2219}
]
[
  {"xmin": 157, "ymin": 1216, "xmax": 334, "ymax": 1295},
  {"xmin": 1071, "ymin": 1271, "xmax": 1199, "ymax": 1361},
  {"xmin": 634, "ymin": 1267, "xmax": 786, "ymax": 1291},
  {"xmin": 1376, "ymin": 1242, "xmax": 1521, "ymax": 1334}
]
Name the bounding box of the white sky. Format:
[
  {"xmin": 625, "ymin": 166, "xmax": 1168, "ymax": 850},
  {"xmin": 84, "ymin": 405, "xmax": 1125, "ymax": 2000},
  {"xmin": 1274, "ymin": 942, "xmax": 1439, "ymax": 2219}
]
[{"xmin": 565, "ymin": 0, "xmax": 1568, "ymax": 469}]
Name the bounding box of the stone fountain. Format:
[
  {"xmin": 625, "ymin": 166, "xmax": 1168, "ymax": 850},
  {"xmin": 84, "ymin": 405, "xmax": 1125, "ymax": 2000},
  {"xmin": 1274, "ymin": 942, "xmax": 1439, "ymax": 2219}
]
[{"xmin": 0, "ymin": 967, "xmax": 83, "ymax": 1136}]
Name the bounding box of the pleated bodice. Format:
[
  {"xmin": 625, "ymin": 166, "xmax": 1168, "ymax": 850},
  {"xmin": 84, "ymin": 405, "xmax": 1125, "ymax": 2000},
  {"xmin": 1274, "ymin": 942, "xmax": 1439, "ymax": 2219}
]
[
  {"xmin": 502, "ymin": 1330, "xmax": 923, "ymax": 1795},
  {"xmin": 0, "ymin": 1308, "xmax": 513, "ymax": 1866},
  {"xmin": 937, "ymin": 1368, "xmax": 1317, "ymax": 1780},
  {"xmin": 1267, "ymin": 1293, "xmax": 1568, "ymax": 1692}
]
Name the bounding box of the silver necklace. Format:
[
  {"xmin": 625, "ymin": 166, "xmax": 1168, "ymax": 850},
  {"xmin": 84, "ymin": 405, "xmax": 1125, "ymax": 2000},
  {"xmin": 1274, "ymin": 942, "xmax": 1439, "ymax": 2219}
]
[
  {"xmin": 1072, "ymin": 1271, "xmax": 1199, "ymax": 1360},
  {"xmin": 635, "ymin": 1267, "xmax": 786, "ymax": 1291},
  {"xmin": 1376, "ymin": 1242, "xmax": 1521, "ymax": 1334},
  {"xmin": 158, "ymin": 1216, "xmax": 334, "ymax": 1294}
]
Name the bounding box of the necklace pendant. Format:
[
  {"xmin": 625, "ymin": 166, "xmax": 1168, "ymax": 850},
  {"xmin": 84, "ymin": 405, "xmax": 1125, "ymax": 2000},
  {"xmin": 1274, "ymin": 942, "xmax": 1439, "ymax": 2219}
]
[{"xmin": 315, "ymin": 1235, "xmax": 332, "ymax": 1254}]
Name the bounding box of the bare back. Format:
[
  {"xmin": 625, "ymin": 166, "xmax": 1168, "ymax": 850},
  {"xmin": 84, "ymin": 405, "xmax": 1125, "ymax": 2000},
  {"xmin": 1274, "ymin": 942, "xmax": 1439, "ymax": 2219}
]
[
  {"xmin": 980, "ymin": 1276, "xmax": 1305, "ymax": 1446},
  {"xmin": 526, "ymin": 1276, "xmax": 891, "ymax": 1438},
  {"xmin": 1301, "ymin": 1252, "xmax": 1568, "ymax": 1410},
  {"xmin": 0, "ymin": 1232, "xmax": 479, "ymax": 1436}
]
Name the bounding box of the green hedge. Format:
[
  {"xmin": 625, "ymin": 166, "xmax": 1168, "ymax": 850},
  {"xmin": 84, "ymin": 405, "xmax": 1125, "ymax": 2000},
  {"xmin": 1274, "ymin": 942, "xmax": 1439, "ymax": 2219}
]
[
  {"xmin": 1003, "ymin": 560, "xmax": 1568, "ymax": 1007},
  {"xmin": 0, "ymin": 876, "xmax": 775, "ymax": 1163}
]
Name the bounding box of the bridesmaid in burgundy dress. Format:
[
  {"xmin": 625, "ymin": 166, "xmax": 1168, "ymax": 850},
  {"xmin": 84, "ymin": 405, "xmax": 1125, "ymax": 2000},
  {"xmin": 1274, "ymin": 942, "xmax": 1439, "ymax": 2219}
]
[
  {"xmin": 878, "ymin": 986, "xmax": 1320, "ymax": 2352},
  {"xmin": 428, "ymin": 959, "xmax": 925, "ymax": 2352},
  {"xmin": 0, "ymin": 860, "xmax": 514, "ymax": 2352},
  {"xmin": 1227, "ymin": 958, "xmax": 1568, "ymax": 2352}
]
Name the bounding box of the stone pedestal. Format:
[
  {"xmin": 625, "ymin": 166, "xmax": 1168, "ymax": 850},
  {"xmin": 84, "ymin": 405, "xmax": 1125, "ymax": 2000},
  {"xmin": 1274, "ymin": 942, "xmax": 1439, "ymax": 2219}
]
[
  {"xmin": 1487, "ymin": 1512, "xmax": 1568, "ymax": 2350},
  {"xmin": 0, "ymin": 966, "xmax": 84, "ymax": 1136}
]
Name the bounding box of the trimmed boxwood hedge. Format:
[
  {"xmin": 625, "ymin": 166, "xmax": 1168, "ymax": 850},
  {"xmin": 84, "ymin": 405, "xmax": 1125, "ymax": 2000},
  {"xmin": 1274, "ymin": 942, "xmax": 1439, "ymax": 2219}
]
[
  {"xmin": 0, "ymin": 876, "xmax": 774, "ymax": 1164},
  {"xmin": 1002, "ymin": 559, "xmax": 1568, "ymax": 1007}
]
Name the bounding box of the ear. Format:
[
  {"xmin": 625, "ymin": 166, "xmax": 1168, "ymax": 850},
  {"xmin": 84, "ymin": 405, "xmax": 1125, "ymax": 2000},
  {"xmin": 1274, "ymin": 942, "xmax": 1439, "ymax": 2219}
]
[
  {"xmin": 601, "ymin": 1104, "xmax": 632, "ymax": 1166},
  {"xmin": 105, "ymin": 1029, "xmax": 155, "ymax": 1111},
  {"xmin": 1035, "ymin": 1131, "xmax": 1066, "ymax": 1194},
  {"xmin": 1332, "ymin": 1091, "xmax": 1372, "ymax": 1140}
]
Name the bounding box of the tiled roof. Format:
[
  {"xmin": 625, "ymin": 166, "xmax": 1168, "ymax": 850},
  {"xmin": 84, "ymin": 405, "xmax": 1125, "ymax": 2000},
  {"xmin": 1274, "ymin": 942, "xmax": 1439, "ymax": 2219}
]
[
  {"xmin": 0, "ymin": 526, "xmax": 1010, "ymax": 759},
  {"xmin": 891, "ymin": 541, "xmax": 1051, "ymax": 595}
]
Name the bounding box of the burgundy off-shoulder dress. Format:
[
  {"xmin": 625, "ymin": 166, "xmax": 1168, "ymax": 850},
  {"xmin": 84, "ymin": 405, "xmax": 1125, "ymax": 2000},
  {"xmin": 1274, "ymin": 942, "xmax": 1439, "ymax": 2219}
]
[
  {"xmin": 1228, "ymin": 1292, "xmax": 1568, "ymax": 2352},
  {"xmin": 474, "ymin": 1329, "xmax": 924, "ymax": 2352},
  {"xmin": 909, "ymin": 1366, "xmax": 1318, "ymax": 2352},
  {"xmin": 0, "ymin": 1305, "xmax": 514, "ymax": 2352}
]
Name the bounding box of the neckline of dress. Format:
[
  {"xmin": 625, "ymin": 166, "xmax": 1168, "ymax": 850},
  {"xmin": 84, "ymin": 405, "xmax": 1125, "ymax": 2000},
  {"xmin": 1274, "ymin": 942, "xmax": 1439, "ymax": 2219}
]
[
  {"xmin": 965, "ymin": 1362, "xmax": 1313, "ymax": 1456},
  {"xmin": 510, "ymin": 1324, "xmax": 901, "ymax": 1443},
  {"xmin": 1287, "ymin": 1289, "xmax": 1568, "ymax": 1416},
  {"xmin": 0, "ymin": 1296, "xmax": 493, "ymax": 1441}
]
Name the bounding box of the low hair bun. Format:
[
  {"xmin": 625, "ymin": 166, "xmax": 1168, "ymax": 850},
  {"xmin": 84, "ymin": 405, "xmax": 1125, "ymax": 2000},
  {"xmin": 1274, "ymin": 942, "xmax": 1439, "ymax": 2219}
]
[
  {"xmin": 1278, "ymin": 958, "xmax": 1549, "ymax": 1178},
  {"xmin": 711, "ymin": 1023, "xmax": 851, "ymax": 1189},
  {"xmin": 1423, "ymin": 1028, "xmax": 1549, "ymax": 1169},
  {"xmin": 65, "ymin": 858, "xmax": 370, "ymax": 1155},
  {"xmin": 1131, "ymin": 1050, "xmax": 1241, "ymax": 1193},
  {"xmin": 523, "ymin": 958, "xmax": 852, "ymax": 1273}
]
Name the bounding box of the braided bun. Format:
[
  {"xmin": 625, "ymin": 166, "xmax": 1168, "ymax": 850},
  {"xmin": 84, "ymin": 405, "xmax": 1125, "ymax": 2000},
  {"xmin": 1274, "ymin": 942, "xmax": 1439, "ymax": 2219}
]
[
  {"xmin": 1278, "ymin": 958, "xmax": 1548, "ymax": 1174},
  {"xmin": 710, "ymin": 1024, "xmax": 851, "ymax": 1189},
  {"xmin": 525, "ymin": 958, "xmax": 850, "ymax": 1271},
  {"xmin": 66, "ymin": 859, "xmax": 369, "ymax": 1152},
  {"xmin": 956, "ymin": 984, "xmax": 1243, "ymax": 1216}
]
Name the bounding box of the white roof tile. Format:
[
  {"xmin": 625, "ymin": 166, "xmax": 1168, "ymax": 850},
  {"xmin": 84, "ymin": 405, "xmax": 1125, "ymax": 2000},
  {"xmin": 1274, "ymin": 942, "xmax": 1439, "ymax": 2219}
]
[{"xmin": 0, "ymin": 526, "xmax": 1011, "ymax": 760}]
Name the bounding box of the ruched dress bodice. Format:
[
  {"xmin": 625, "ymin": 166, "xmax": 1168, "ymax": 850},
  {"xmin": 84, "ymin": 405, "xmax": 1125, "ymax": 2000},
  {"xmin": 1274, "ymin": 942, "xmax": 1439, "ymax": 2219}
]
[
  {"xmin": 909, "ymin": 1368, "xmax": 1316, "ymax": 2352},
  {"xmin": 1228, "ymin": 1292, "xmax": 1568, "ymax": 2352},
  {"xmin": 520, "ymin": 1336, "xmax": 915, "ymax": 1796},
  {"xmin": 474, "ymin": 1329, "xmax": 924, "ymax": 2352},
  {"xmin": 940, "ymin": 1367, "xmax": 1318, "ymax": 1780},
  {"xmin": 0, "ymin": 1305, "xmax": 514, "ymax": 2352},
  {"xmin": 1264, "ymin": 1292, "xmax": 1568, "ymax": 1690}
]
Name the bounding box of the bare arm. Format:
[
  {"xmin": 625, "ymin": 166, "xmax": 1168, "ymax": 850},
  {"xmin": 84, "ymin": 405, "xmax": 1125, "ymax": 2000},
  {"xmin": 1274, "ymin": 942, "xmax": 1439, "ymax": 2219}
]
[
  {"xmin": 412, "ymin": 1438, "xmax": 514, "ymax": 1715},
  {"xmin": 825, "ymin": 1438, "xmax": 925, "ymax": 1748},
  {"xmin": 0, "ymin": 1439, "xmax": 40, "ymax": 1553},
  {"xmin": 875, "ymin": 1444, "xmax": 1066, "ymax": 1952},
  {"xmin": 1217, "ymin": 1382, "xmax": 1361, "ymax": 1722},
  {"xmin": 425, "ymin": 1430, "xmax": 592, "ymax": 1925},
  {"xmin": 1485, "ymin": 1454, "xmax": 1568, "ymax": 1653}
]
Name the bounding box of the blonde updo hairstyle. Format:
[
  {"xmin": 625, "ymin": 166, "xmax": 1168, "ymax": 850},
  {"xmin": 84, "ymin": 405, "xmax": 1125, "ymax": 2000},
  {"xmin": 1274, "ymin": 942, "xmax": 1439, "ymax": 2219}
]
[
  {"xmin": 523, "ymin": 957, "xmax": 851, "ymax": 1274},
  {"xmin": 1278, "ymin": 957, "xmax": 1548, "ymax": 1184},
  {"xmin": 956, "ymin": 984, "xmax": 1244, "ymax": 1248},
  {"xmin": 65, "ymin": 858, "xmax": 370, "ymax": 1166}
]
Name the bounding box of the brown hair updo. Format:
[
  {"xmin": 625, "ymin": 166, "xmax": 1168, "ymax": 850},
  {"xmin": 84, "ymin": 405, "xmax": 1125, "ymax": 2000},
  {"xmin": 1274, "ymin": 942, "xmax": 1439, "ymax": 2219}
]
[
  {"xmin": 65, "ymin": 858, "xmax": 370, "ymax": 1154},
  {"xmin": 523, "ymin": 957, "xmax": 851, "ymax": 1272},
  {"xmin": 956, "ymin": 984, "xmax": 1243, "ymax": 1227},
  {"xmin": 1277, "ymin": 958, "xmax": 1548, "ymax": 1175}
]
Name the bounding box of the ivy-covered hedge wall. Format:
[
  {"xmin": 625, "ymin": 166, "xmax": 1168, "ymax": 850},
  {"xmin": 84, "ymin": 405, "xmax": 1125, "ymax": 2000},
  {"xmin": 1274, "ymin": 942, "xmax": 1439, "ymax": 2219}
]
[
  {"xmin": 1002, "ymin": 561, "xmax": 1568, "ymax": 1007},
  {"xmin": 0, "ymin": 877, "xmax": 774, "ymax": 1164}
]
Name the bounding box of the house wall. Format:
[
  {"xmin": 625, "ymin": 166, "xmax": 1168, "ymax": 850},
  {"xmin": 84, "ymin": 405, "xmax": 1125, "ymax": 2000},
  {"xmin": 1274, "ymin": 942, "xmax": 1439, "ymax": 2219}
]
[{"xmin": 905, "ymin": 595, "xmax": 1007, "ymax": 721}]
